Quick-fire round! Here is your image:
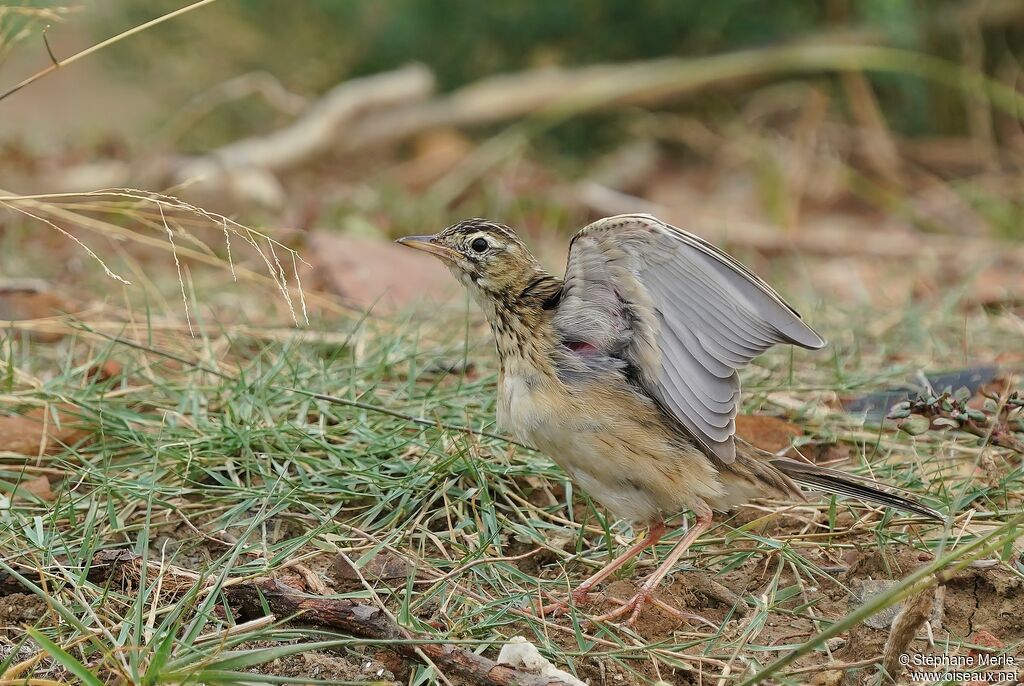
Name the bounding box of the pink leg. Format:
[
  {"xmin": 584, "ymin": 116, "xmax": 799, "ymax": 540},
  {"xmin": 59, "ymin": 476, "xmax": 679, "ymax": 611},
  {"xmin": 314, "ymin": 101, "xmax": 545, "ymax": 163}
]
[
  {"xmin": 537, "ymin": 521, "xmax": 665, "ymax": 616},
  {"xmin": 591, "ymin": 509, "xmax": 714, "ymax": 626}
]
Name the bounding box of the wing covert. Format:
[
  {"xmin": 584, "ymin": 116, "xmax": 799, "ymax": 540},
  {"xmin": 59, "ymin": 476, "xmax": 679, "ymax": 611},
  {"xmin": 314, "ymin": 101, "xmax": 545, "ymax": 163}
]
[{"xmin": 553, "ymin": 213, "xmax": 824, "ymax": 463}]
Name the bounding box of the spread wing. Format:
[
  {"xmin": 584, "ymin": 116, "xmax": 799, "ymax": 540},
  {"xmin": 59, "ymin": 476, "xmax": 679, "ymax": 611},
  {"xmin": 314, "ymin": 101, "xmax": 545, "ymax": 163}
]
[{"xmin": 552, "ymin": 214, "xmax": 824, "ymax": 463}]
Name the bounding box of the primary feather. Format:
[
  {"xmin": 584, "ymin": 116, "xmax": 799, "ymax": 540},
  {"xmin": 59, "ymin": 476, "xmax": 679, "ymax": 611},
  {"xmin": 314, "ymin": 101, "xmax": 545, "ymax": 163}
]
[
  {"xmin": 556, "ymin": 213, "xmax": 825, "ymax": 464},
  {"xmin": 770, "ymin": 457, "xmax": 943, "ymax": 521}
]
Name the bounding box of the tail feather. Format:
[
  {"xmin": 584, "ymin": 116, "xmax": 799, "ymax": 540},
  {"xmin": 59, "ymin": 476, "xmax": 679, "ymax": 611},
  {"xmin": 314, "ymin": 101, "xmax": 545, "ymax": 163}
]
[{"xmin": 770, "ymin": 458, "xmax": 945, "ymax": 522}]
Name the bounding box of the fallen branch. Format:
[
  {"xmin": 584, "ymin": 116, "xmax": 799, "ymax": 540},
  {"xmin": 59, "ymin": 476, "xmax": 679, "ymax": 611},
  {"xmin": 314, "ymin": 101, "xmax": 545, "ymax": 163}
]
[
  {"xmin": 174, "ymin": 64, "xmax": 434, "ymax": 175},
  {"xmin": 86, "ymin": 550, "xmax": 575, "ymax": 686},
  {"xmin": 696, "ymin": 217, "xmax": 1024, "ymax": 266},
  {"xmin": 44, "ymin": 42, "xmax": 1024, "ymax": 211},
  {"xmin": 330, "ymin": 43, "xmax": 1024, "ymax": 155},
  {"xmin": 227, "ymin": 580, "xmax": 576, "ymax": 686}
]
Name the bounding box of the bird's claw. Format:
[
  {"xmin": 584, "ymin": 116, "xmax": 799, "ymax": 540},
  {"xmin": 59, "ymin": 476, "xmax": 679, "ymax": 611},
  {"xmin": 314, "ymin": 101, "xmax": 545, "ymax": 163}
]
[
  {"xmin": 535, "ymin": 588, "xmax": 594, "ymax": 617},
  {"xmin": 590, "ymin": 589, "xmax": 652, "ymax": 625},
  {"xmin": 591, "ymin": 591, "xmax": 717, "ymax": 629}
]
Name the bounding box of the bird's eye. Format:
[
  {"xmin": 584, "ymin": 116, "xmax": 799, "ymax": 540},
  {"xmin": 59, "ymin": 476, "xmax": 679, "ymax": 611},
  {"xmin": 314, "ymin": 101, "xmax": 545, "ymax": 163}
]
[{"xmin": 470, "ymin": 237, "xmax": 489, "ymax": 253}]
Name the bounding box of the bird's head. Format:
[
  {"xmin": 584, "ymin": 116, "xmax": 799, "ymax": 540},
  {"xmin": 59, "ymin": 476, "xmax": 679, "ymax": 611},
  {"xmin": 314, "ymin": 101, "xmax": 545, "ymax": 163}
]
[{"xmin": 397, "ymin": 219, "xmax": 546, "ymax": 306}]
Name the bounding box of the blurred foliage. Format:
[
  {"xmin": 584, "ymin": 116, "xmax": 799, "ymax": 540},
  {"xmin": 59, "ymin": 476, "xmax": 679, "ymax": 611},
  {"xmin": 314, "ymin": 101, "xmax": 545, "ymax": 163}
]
[
  {"xmin": 0, "ymin": 5, "xmax": 75, "ymax": 63},
  {"xmin": 257, "ymin": 0, "xmax": 830, "ymax": 88},
  {"xmin": 15, "ymin": 0, "xmax": 1024, "ymax": 152},
  {"xmin": 115, "ymin": 0, "xmax": 831, "ymax": 89}
]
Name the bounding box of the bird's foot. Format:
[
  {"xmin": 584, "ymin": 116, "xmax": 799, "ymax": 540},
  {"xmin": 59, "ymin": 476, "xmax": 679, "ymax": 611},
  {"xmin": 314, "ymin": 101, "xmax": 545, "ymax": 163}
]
[
  {"xmin": 589, "ymin": 588, "xmax": 654, "ymax": 626},
  {"xmin": 535, "ymin": 587, "xmax": 594, "ymax": 617},
  {"xmin": 591, "ymin": 590, "xmax": 716, "ymax": 629}
]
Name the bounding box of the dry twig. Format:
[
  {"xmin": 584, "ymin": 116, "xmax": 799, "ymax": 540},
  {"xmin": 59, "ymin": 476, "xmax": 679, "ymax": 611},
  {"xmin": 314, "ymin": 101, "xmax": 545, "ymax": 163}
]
[
  {"xmin": 80, "ymin": 550, "xmax": 577, "ymax": 686},
  {"xmin": 174, "ymin": 65, "xmax": 434, "ymax": 175}
]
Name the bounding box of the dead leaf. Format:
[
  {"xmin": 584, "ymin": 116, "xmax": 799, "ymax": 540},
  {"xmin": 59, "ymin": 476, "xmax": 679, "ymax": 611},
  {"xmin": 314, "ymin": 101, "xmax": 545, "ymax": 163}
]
[
  {"xmin": 805, "ymin": 441, "xmax": 852, "ymax": 465},
  {"xmin": 329, "ymin": 551, "xmax": 411, "ymax": 586},
  {"xmin": 970, "ymin": 629, "xmax": 1004, "ymax": 651},
  {"xmin": 292, "ymin": 563, "xmax": 329, "ymax": 595},
  {"xmin": 399, "ymin": 128, "xmax": 473, "ymax": 190},
  {"xmin": 17, "ymin": 475, "xmax": 53, "ymax": 501},
  {"xmin": 0, "ymin": 282, "xmax": 77, "ymax": 342},
  {"xmin": 0, "ymin": 404, "xmax": 91, "ymax": 455},
  {"xmin": 307, "ymin": 232, "xmax": 458, "ymax": 311},
  {"xmin": 86, "ymin": 359, "xmax": 123, "ymax": 382},
  {"xmin": 735, "ymin": 414, "xmax": 802, "ymax": 453},
  {"xmin": 806, "ymin": 670, "xmax": 844, "ymax": 686},
  {"xmin": 964, "ymin": 265, "xmax": 1024, "ymax": 307},
  {"xmin": 277, "ymin": 572, "xmax": 306, "ymax": 591}
]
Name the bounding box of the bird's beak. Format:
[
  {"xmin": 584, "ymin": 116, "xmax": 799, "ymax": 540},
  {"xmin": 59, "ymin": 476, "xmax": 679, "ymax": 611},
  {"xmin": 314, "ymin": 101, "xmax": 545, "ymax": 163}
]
[{"xmin": 395, "ymin": 235, "xmax": 460, "ymax": 263}]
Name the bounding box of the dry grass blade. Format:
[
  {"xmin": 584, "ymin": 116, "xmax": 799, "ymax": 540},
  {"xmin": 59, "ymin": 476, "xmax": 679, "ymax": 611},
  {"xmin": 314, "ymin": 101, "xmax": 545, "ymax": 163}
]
[
  {"xmin": 2, "ymin": 5, "xmax": 1023, "ymax": 683},
  {"xmin": 0, "ymin": 187, "xmax": 311, "ymax": 325},
  {"xmin": 0, "ymin": 5, "xmax": 77, "ymax": 64},
  {"xmin": 0, "ymin": 0, "xmax": 219, "ymax": 103}
]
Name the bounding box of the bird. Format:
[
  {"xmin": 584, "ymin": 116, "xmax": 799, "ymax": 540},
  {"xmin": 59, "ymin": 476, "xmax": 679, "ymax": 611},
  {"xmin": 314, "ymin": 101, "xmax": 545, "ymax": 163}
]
[{"xmin": 397, "ymin": 213, "xmax": 942, "ymax": 626}]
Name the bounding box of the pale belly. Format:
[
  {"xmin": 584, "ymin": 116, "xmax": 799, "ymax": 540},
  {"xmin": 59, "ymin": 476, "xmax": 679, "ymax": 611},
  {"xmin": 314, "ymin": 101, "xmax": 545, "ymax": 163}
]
[{"xmin": 497, "ymin": 372, "xmax": 724, "ymax": 523}]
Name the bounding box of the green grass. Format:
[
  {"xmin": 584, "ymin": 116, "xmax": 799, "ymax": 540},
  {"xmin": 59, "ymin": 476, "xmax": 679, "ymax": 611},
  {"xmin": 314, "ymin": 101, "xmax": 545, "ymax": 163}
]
[
  {"xmin": 0, "ymin": 280, "xmax": 1021, "ymax": 684},
  {"xmin": 3, "ymin": 2, "xmax": 1024, "ymax": 680}
]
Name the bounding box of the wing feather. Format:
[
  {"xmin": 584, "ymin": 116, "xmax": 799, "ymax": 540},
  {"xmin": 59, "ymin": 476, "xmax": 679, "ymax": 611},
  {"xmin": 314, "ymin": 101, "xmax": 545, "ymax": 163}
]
[{"xmin": 554, "ymin": 214, "xmax": 824, "ymax": 463}]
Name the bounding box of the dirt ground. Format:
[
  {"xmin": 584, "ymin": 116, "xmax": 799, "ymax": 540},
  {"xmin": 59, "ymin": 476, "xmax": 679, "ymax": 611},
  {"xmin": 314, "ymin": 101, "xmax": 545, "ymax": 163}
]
[{"xmin": 3, "ymin": 13, "xmax": 1024, "ymax": 684}]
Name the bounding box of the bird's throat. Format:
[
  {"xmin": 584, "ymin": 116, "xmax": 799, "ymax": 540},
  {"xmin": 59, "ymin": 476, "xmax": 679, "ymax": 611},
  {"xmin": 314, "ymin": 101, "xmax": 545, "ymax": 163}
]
[{"xmin": 485, "ymin": 272, "xmax": 562, "ymax": 377}]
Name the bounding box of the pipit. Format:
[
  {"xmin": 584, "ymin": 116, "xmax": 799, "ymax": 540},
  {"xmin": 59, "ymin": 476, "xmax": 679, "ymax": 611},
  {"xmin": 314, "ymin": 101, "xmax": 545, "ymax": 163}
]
[{"xmin": 398, "ymin": 213, "xmax": 942, "ymax": 626}]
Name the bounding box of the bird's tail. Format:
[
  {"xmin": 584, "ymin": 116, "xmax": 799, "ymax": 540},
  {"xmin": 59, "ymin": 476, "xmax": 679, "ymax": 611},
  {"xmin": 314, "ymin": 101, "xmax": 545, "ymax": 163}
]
[{"xmin": 769, "ymin": 457, "xmax": 945, "ymax": 522}]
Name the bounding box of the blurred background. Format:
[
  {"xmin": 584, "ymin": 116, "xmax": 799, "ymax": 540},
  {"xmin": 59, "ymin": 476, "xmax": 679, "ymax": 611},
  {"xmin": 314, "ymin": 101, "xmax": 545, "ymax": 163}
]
[
  {"xmin": 1, "ymin": 0, "xmax": 1023, "ymax": 330},
  {"xmin": 2, "ymin": 5, "xmax": 1023, "ymax": 683}
]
